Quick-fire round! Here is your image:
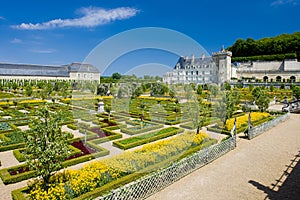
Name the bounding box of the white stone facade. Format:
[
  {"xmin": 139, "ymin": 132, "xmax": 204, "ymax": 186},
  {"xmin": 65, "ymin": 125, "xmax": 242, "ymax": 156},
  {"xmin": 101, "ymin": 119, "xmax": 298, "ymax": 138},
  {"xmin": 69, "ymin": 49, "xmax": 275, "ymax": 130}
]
[
  {"xmin": 235, "ymin": 59, "xmax": 300, "ymax": 82},
  {"xmin": 163, "ymin": 49, "xmax": 232, "ymax": 85},
  {"xmin": 0, "ymin": 62, "xmax": 100, "ymax": 82}
]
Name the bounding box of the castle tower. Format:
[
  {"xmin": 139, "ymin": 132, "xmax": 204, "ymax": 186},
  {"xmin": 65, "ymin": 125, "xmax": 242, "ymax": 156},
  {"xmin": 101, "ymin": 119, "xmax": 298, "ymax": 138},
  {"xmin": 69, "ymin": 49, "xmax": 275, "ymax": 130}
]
[{"xmin": 212, "ymin": 47, "xmax": 232, "ymax": 85}]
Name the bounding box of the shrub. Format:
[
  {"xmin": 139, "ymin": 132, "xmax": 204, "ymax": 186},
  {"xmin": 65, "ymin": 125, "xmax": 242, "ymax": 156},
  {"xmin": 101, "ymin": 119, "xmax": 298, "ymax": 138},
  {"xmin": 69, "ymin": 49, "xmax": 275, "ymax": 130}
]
[
  {"xmin": 113, "ymin": 127, "xmax": 184, "ymax": 150},
  {"xmin": 120, "ymin": 124, "xmax": 164, "ymax": 135}
]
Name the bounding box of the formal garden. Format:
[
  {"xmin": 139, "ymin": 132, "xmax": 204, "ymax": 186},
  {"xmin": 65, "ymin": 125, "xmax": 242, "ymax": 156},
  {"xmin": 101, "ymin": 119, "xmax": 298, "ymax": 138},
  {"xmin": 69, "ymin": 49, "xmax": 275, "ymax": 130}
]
[{"xmin": 0, "ymin": 78, "xmax": 298, "ymax": 199}]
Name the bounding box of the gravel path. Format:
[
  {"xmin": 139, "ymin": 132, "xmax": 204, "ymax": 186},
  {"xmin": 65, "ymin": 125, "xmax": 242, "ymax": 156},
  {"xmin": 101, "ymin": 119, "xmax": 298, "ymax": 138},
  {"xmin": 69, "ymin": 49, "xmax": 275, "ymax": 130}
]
[{"xmin": 147, "ymin": 114, "xmax": 300, "ymax": 200}]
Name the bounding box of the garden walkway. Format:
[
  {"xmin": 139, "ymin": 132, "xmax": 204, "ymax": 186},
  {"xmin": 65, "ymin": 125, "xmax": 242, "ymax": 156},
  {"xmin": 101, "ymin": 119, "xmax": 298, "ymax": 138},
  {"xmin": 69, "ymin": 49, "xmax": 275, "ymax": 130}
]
[{"xmin": 147, "ymin": 113, "xmax": 300, "ymax": 200}]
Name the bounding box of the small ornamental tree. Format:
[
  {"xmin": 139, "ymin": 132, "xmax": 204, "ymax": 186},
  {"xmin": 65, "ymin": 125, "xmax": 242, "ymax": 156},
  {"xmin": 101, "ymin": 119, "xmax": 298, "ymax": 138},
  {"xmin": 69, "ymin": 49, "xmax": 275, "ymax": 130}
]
[
  {"xmin": 197, "ymin": 85, "xmax": 203, "ymax": 95},
  {"xmin": 169, "ymin": 85, "xmax": 177, "ymax": 99},
  {"xmin": 25, "ymin": 85, "xmax": 33, "ymax": 97},
  {"xmin": 293, "ymin": 86, "xmax": 300, "ymax": 99},
  {"xmin": 105, "ymin": 105, "xmax": 112, "ymax": 121},
  {"xmin": 215, "ymin": 91, "xmax": 235, "ymax": 125},
  {"xmin": 23, "ymin": 106, "xmax": 70, "ymax": 191},
  {"xmin": 252, "ymin": 87, "xmax": 270, "ymax": 112}
]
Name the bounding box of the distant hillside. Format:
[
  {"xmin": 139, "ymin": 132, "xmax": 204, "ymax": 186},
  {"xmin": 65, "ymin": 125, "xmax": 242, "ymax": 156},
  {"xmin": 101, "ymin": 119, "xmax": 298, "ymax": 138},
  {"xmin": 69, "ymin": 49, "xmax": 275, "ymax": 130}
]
[{"xmin": 227, "ymin": 32, "xmax": 300, "ymax": 62}]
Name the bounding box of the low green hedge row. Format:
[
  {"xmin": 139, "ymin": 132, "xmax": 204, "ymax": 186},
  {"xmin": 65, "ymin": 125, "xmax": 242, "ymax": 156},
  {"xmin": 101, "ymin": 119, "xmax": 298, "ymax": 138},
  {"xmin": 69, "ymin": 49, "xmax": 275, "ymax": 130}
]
[
  {"xmin": 180, "ymin": 117, "xmax": 220, "ymax": 130},
  {"xmin": 0, "ymin": 143, "xmax": 109, "ymax": 185},
  {"xmin": 0, "ymin": 133, "xmax": 10, "ymax": 142},
  {"xmin": 207, "ymin": 125, "xmax": 247, "ymax": 135},
  {"xmin": 180, "ymin": 122, "xmax": 195, "ymax": 129},
  {"xmin": 113, "ymin": 127, "xmax": 184, "ymax": 150},
  {"xmin": 90, "ymin": 129, "xmax": 122, "ymax": 145},
  {"xmin": 13, "ymin": 145, "xmax": 82, "ymax": 163},
  {"xmin": 0, "ymin": 142, "xmax": 25, "ymax": 152},
  {"xmin": 67, "ymin": 124, "xmax": 77, "ymax": 130},
  {"xmin": 104, "ymin": 124, "xmax": 126, "ymax": 130},
  {"xmin": 121, "ymin": 124, "xmax": 164, "ymax": 135}
]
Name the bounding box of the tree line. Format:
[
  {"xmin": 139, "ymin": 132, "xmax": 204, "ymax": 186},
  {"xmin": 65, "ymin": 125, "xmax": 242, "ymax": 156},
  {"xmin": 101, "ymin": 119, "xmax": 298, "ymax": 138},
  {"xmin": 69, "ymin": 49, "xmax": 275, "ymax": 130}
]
[{"xmin": 227, "ymin": 32, "xmax": 300, "ymax": 60}]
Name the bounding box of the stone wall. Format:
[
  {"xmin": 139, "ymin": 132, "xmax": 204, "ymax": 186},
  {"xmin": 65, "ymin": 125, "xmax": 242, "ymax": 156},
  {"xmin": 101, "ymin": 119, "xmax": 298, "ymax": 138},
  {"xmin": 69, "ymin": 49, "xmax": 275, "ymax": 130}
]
[{"xmin": 284, "ymin": 59, "xmax": 300, "ymax": 71}]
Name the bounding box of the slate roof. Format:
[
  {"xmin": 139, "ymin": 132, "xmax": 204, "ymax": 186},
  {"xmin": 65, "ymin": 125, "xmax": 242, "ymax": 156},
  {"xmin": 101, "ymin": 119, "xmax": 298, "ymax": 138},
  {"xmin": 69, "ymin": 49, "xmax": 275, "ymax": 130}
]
[
  {"xmin": 67, "ymin": 63, "xmax": 99, "ymax": 73},
  {"xmin": 0, "ymin": 62, "xmax": 99, "ymax": 77},
  {"xmin": 175, "ymin": 56, "xmax": 213, "ymax": 69}
]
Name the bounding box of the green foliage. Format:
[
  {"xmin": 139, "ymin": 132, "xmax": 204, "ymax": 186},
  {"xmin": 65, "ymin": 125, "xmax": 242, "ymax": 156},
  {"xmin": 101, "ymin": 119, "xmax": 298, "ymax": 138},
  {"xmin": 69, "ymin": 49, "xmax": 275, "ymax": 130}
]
[
  {"xmin": 292, "ymin": 86, "xmax": 300, "ymax": 99},
  {"xmin": 151, "ymin": 82, "xmax": 169, "ymax": 96},
  {"xmin": 0, "ymin": 122, "xmax": 11, "ymax": 131},
  {"xmin": 269, "ymin": 84, "xmax": 274, "ymax": 92},
  {"xmin": 112, "ymin": 72, "xmax": 122, "ymax": 80},
  {"xmin": 214, "ymin": 91, "xmax": 235, "ymax": 125},
  {"xmin": 121, "ymin": 123, "xmax": 164, "ymax": 135},
  {"xmin": 227, "ymin": 32, "xmax": 300, "ymax": 59},
  {"xmin": 222, "ymin": 82, "xmax": 231, "ymax": 91},
  {"xmin": 169, "ymin": 85, "xmax": 177, "ymax": 98},
  {"xmin": 113, "ymin": 127, "xmax": 184, "ymax": 150},
  {"xmin": 25, "ymin": 85, "xmax": 33, "ymax": 97},
  {"xmin": 252, "ymin": 87, "xmax": 270, "ymax": 112},
  {"xmin": 131, "ymin": 86, "xmax": 143, "ymax": 99},
  {"xmin": 231, "ymin": 53, "xmax": 297, "ymax": 62},
  {"xmin": 196, "ymin": 85, "xmax": 203, "ymax": 95},
  {"xmin": 209, "ymin": 84, "xmax": 219, "ymax": 97},
  {"xmin": 23, "ymin": 105, "xmax": 70, "ymax": 190}
]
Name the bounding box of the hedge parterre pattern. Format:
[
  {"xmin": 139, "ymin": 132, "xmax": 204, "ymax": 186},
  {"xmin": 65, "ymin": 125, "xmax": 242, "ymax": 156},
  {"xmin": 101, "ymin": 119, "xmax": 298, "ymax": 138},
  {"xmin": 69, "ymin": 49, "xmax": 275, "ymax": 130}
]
[{"xmin": 0, "ymin": 91, "xmax": 291, "ymax": 200}]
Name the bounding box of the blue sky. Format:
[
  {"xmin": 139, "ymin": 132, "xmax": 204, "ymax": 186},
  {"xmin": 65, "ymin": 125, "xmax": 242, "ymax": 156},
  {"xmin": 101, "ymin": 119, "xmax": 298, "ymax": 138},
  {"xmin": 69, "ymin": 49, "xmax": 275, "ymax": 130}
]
[{"xmin": 0, "ymin": 0, "xmax": 299, "ymax": 76}]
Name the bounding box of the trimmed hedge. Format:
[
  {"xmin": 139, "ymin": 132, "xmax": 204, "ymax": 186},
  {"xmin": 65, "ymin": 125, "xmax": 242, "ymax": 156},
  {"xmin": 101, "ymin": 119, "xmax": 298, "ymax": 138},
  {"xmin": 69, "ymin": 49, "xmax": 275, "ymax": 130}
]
[
  {"xmin": 0, "ymin": 142, "xmax": 25, "ymax": 152},
  {"xmin": 67, "ymin": 124, "xmax": 77, "ymax": 130},
  {"xmin": 232, "ymin": 53, "xmax": 297, "ymax": 62},
  {"xmin": 114, "ymin": 127, "xmax": 184, "ymax": 150},
  {"xmin": 121, "ymin": 124, "xmax": 164, "ymax": 135},
  {"xmin": 0, "ymin": 143, "xmax": 109, "ymax": 185},
  {"xmin": 13, "ymin": 145, "xmax": 82, "ymax": 163}
]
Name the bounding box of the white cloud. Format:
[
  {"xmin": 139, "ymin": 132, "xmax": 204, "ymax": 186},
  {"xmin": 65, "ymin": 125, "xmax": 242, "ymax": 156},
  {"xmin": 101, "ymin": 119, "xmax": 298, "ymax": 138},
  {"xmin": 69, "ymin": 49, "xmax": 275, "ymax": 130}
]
[
  {"xmin": 10, "ymin": 38, "xmax": 23, "ymax": 44},
  {"xmin": 29, "ymin": 49, "xmax": 56, "ymax": 53},
  {"xmin": 12, "ymin": 7, "xmax": 139, "ymax": 30},
  {"xmin": 271, "ymin": 0, "xmax": 298, "ymax": 6},
  {"xmin": 0, "ymin": 16, "xmax": 5, "ymax": 20}
]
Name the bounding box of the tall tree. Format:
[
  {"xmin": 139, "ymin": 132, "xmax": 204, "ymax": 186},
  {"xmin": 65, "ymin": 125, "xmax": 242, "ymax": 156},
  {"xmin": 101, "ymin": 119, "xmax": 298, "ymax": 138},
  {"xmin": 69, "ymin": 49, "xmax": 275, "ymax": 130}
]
[
  {"xmin": 112, "ymin": 72, "xmax": 122, "ymax": 80},
  {"xmin": 23, "ymin": 106, "xmax": 70, "ymax": 191},
  {"xmin": 215, "ymin": 91, "xmax": 235, "ymax": 125}
]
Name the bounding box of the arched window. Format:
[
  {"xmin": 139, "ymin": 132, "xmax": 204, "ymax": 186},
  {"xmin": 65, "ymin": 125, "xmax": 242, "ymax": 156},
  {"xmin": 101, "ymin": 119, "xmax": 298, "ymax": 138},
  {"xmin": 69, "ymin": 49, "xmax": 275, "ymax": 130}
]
[
  {"xmin": 290, "ymin": 76, "xmax": 296, "ymax": 83},
  {"xmin": 263, "ymin": 76, "xmax": 268, "ymax": 82},
  {"xmin": 276, "ymin": 76, "xmax": 282, "ymax": 82}
]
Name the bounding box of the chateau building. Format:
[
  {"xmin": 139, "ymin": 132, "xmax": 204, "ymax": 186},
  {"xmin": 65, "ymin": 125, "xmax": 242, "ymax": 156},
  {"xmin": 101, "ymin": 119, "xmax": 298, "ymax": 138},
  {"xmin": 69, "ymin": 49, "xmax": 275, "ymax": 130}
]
[
  {"xmin": 163, "ymin": 48, "xmax": 233, "ymax": 85},
  {"xmin": 0, "ymin": 62, "xmax": 100, "ymax": 82},
  {"xmin": 163, "ymin": 48, "xmax": 300, "ymax": 85}
]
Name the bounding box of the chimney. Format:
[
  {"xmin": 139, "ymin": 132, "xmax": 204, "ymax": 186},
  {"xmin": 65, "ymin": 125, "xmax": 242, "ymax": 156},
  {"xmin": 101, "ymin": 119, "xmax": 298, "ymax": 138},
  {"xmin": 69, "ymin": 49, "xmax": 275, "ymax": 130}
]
[{"xmin": 191, "ymin": 54, "xmax": 195, "ymax": 64}]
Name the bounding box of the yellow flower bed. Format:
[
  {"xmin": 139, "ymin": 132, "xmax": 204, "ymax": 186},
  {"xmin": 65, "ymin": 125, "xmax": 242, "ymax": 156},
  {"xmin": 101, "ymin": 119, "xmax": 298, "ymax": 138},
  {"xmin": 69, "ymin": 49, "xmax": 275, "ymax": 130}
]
[
  {"xmin": 224, "ymin": 112, "xmax": 270, "ymax": 131},
  {"xmin": 18, "ymin": 99, "xmax": 46, "ymax": 104},
  {"xmin": 0, "ymin": 102, "xmax": 13, "ymax": 106},
  {"xmin": 193, "ymin": 132, "xmax": 209, "ymax": 145},
  {"xmin": 29, "ymin": 131, "xmax": 210, "ymax": 199}
]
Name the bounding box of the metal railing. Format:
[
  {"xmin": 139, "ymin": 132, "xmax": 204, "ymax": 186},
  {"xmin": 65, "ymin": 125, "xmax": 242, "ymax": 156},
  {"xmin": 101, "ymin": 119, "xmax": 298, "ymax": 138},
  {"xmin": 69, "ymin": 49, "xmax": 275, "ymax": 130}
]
[
  {"xmin": 248, "ymin": 113, "xmax": 290, "ymax": 140},
  {"xmin": 97, "ymin": 137, "xmax": 236, "ymax": 200}
]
